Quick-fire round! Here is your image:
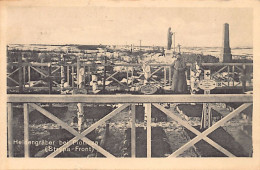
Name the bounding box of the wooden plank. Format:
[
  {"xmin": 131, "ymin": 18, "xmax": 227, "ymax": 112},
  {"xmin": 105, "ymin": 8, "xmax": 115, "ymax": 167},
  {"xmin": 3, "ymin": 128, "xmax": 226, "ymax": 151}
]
[
  {"xmin": 164, "ymin": 67, "xmax": 166, "ymax": 86},
  {"xmin": 23, "ymin": 66, "xmax": 26, "ymax": 86},
  {"xmin": 151, "ymin": 66, "xmax": 163, "ymax": 76},
  {"xmin": 77, "ymin": 57, "xmax": 80, "ymax": 88},
  {"xmin": 131, "ymin": 104, "xmax": 136, "ymax": 157},
  {"xmin": 72, "ymin": 66, "xmax": 74, "ymax": 88},
  {"xmin": 46, "ymin": 104, "xmax": 129, "ymax": 157},
  {"xmin": 146, "ymin": 103, "xmax": 152, "ymax": 158},
  {"xmin": 51, "ymin": 66, "xmax": 60, "ymax": 75},
  {"xmin": 31, "ymin": 66, "xmax": 48, "ymax": 78},
  {"xmin": 24, "ymin": 103, "xmax": 30, "ymax": 157},
  {"xmin": 242, "ymin": 64, "xmax": 246, "ymax": 93},
  {"xmin": 212, "ymin": 66, "xmax": 227, "ymax": 77},
  {"xmin": 126, "ymin": 67, "xmax": 129, "ymax": 85},
  {"xmin": 131, "ymin": 69, "xmax": 134, "ymax": 86},
  {"xmin": 8, "ymin": 62, "xmax": 253, "ymax": 68},
  {"xmin": 67, "ymin": 66, "xmax": 70, "ymax": 85},
  {"xmin": 29, "ymin": 103, "xmax": 117, "ymax": 158},
  {"xmin": 50, "ymin": 104, "xmax": 129, "ymax": 157},
  {"xmin": 18, "ymin": 55, "xmax": 23, "ymax": 93},
  {"xmin": 228, "ymin": 66, "xmax": 230, "ymax": 86},
  {"xmin": 108, "ymin": 75, "xmax": 127, "ymax": 87},
  {"xmin": 28, "ymin": 66, "xmax": 31, "ymax": 87},
  {"xmin": 169, "ymin": 66, "xmax": 172, "ymax": 85},
  {"xmin": 7, "ymin": 94, "xmax": 253, "ymax": 103},
  {"xmin": 48, "ymin": 65, "xmax": 52, "ymax": 94},
  {"xmin": 232, "ymin": 65, "xmax": 235, "ymax": 86},
  {"xmin": 7, "ymin": 76, "xmax": 19, "ymax": 85},
  {"xmin": 151, "ymin": 78, "xmax": 162, "ymax": 85},
  {"xmin": 153, "ymin": 103, "xmax": 235, "ymax": 157},
  {"xmin": 7, "ymin": 68, "xmax": 20, "ymax": 78},
  {"xmin": 106, "ymin": 71, "xmax": 119, "ymax": 81},
  {"xmin": 168, "ymin": 103, "xmax": 252, "ymax": 157},
  {"xmin": 8, "ymin": 103, "xmax": 14, "ymax": 157}
]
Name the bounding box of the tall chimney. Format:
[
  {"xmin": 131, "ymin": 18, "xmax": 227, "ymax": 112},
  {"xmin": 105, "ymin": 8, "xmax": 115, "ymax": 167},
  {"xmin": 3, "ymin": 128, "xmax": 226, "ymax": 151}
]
[{"xmin": 221, "ymin": 23, "xmax": 232, "ymax": 62}]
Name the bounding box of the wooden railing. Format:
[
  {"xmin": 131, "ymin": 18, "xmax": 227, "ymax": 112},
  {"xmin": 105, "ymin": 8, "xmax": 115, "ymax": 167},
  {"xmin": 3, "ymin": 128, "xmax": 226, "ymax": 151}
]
[
  {"xmin": 7, "ymin": 94, "xmax": 253, "ymax": 157},
  {"xmin": 7, "ymin": 62, "xmax": 253, "ymax": 93}
]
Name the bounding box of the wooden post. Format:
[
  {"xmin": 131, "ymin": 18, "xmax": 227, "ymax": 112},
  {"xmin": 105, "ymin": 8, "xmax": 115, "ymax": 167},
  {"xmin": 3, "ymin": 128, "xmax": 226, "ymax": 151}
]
[
  {"xmin": 146, "ymin": 103, "xmax": 152, "ymax": 158},
  {"xmin": 200, "ymin": 70, "xmax": 212, "ymax": 130},
  {"xmin": 169, "ymin": 66, "xmax": 172, "ymax": 85},
  {"xmin": 18, "ymin": 54, "xmax": 23, "ymax": 93},
  {"xmin": 232, "ymin": 65, "xmax": 235, "ymax": 86},
  {"xmin": 60, "ymin": 54, "xmax": 65, "ymax": 91},
  {"xmin": 67, "ymin": 65, "xmax": 70, "ymax": 86},
  {"xmin": 24, "ymin": 103, "xmax": 30, "ymax": 157},
  {"xmin": 48, "ymin": 63, "xmax": 52, "ymax": 94},
  {"xmin": 164, "ymin": 66, "xmax": 166, "ymax": 86},
  {"xmin": 131, "ymin": 68, "xmax": 134, "ymax": 87},
  {"xmin": 84, "ymin": 66, "xmax": 86, "ymax": 87},
  {"xmin": 131, "ymin": 104, "xmax": 136, "ymax": 157},
  {"xmin": 103, "ymin": 56, "xmax": 107, "ymax": 91},
  {"xmin": 72, "ymin": 66, "xmax": 74, "ymax": 88},
  {"xmin": 76, "ymin": 56, "xmax": 85, "ymax": 132},
  {"xmin": 88, "ymin": 66, "xmax": 91, "ymax": 91},
  {"xmin": 242, "ymin": 64, "xmax": 246, "ymax": 93},
  {"xmin": 77, "ymin": 57, "xmax": 80, "ymax": 88},
  {"xmin": 23, "ymin": 66, "xmax": 26, "ymax": 87},
  {"xmin": 126, "ymin": 66, "xmax": 129, "ymax": 86},
  {"xmin": 28, "ymin": 66, "xmax": 31, "ymax": 88},
  {"xmin": 227, "ymin": 66, "xmax": 230, "ymax": 86},
  {"xmin": 8, "ymin": 103, "xmax": 13, "ymax": 157}
]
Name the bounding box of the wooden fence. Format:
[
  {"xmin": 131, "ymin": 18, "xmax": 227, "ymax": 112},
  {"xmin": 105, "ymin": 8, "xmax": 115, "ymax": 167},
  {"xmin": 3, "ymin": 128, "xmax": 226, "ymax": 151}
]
[
  {"xmin": 7, "ymin": 62, "xmax": 253, "ymax": 93},
  {"xmin": 7, "ymin": 94, "xmax": 253, "ymax": 157}
]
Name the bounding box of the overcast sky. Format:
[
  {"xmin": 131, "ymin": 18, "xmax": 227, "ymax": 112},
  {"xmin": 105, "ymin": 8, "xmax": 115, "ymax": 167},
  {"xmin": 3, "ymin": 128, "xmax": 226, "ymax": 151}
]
[{"xmin": 6, "ymin": 7, "xmax": 253, "ymax": 47}]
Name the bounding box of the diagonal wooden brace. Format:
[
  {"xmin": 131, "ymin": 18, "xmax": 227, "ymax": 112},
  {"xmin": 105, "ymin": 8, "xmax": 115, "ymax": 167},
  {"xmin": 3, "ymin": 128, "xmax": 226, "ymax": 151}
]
[
  {"xmin": 153, "ymin": 103, "xmax": 238, "ymax": 157},
  {"xmin": 29, "ymin": 103, "xmax": 129, "ymax": 158},
  {"xmin": 29, "ymin": 103, "xmax": 127, "ymax": 157},
  {"xmin": 165, "ymin": 103, "xmax": 252, "ymax": 157}
]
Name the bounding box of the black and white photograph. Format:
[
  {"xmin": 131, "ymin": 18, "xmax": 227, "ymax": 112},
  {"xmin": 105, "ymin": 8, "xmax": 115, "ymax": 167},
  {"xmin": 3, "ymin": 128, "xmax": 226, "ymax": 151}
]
[{"xmin": 1, "ymin": 1, "xmax": 259, "ymax": 169}]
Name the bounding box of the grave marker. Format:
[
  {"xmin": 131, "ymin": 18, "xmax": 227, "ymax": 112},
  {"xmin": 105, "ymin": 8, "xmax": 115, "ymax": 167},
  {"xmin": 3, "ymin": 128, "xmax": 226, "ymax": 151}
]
[{"xmin": 199, "ymin": 70, "xmax": 215, "ymax": 129}]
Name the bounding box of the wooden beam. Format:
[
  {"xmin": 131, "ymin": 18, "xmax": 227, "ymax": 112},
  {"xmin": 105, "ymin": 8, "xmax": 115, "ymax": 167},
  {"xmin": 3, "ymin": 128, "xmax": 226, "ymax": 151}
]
[
  {"xmin": 106, "ymin": 71, "xmax": 119, "ymax": 81},
  {"xmin": 24, "ymin": 103, "xmax": 30, "ymax": 157},
  {"xmin": 146, "ymin": 103, "xmax": 152, "ymax": 158},
  {"xmin": 7, "ymin": 94, "xmax": 253, "ymax": 103},
  {"xmin": 7, "ymin": 68, "xmax": 20, "ymax": 78},
  {"xmin": 164, "ymin": 67, "xmax": 166, "ymax": 86},
  {"xmin": 168, "ymin": 103, "xmax": 252, "ymax": 157},
  {"xmin": 242, "ymin": 64, "xmax": 246, "ymax": 93},
  {"xmin": 72, "ymin": 66, "xmax": 74, "ymax": 88},
  {"xmin": 28, "ymin": 66, "xmax": 31, "ymax": 87},
  {"xmin": 48, "ymin": 65, "xmax": 52, "ymax": 94},
  {"xmin": 29, "ymin": 103, "xmax": 117, "ymax": 158},
  {"xmin": 228, "ymin": 66, "xmax": 230, "ymax": 86},
  {"xmin": 7, "ymin": 76, "xmax": 19, "ymax": 85},
  {"xmin": 169, "ymin": 66, "xmax": 172, "ymax": 85},
  {"xmin": 212, "ymin": 66, "xmax": 227, "ymax": 78},
  {"xmin": 131, "ymin": 104, "xmax": 136, "ymax": 157},
  {"xmin": 48, "ymin": 104, "xmax": 129, "ymax": 157},
  {"xmin": 153, "ymin": 103, "xmax": 235, "ymax": 157},
  {"xmin": 67, "ymin": 66, "xmax": 70, "ymax": 85},
  {"xmin": 8, "ymin": 103, "xmax": 13, "ymax": 157},
  {"xmin": 51, "ymin": 66, "xmax": 60, "ymax": 75},
  {"xmin": 31, "ymin": 66, "xmax": 48, "ymax": 78},
  {"xmin": 23, "ymin": 66, "xmax": 26, "ymax": 86},
  {"xmin": 18, "ymin": 55, "xmax": 23, "ymax": 93},
  {"xmin": 151, "ymin": 66, "xmax": 163, "ymax": 77}
]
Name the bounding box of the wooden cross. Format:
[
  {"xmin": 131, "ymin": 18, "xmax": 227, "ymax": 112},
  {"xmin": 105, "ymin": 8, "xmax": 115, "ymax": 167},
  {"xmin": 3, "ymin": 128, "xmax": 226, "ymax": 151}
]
[{"xmin": 200, "ymin": 70, "xmax": 213, "ymax": 130}]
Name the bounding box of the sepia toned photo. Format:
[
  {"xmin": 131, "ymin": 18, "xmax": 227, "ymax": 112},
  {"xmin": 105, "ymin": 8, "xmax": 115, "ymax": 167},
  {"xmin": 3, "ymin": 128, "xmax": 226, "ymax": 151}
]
[{"xmin": 1, "ymin": 1, "xmax": 259, "ymax": 169}]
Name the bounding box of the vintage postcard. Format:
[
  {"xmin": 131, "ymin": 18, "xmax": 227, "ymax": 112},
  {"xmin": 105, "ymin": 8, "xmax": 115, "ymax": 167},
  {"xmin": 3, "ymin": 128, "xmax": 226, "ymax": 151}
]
[{"xmin": 0, "ymin": 0, "xmax": 259, "ymax": 169}]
